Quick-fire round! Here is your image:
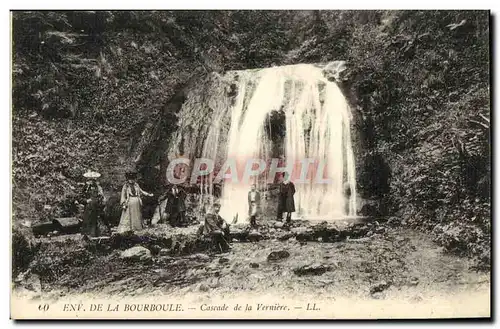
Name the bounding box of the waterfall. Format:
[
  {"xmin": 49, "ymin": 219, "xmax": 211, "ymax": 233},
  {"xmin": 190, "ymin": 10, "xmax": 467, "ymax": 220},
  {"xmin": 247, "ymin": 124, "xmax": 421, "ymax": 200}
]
[
  {"xmin": 208, "ymin": 64, "xmax": 357, "ymax": 223},
  {"xmin": 170, "ymin": 63, "xmax": 357, "ymax": 223}
]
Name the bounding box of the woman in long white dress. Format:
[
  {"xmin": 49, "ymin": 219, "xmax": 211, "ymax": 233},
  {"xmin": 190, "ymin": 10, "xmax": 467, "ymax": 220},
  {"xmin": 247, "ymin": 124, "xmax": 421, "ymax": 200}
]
[{"xmin": 117, "ymin": 171, "xmax": 153, "ymax": 234}]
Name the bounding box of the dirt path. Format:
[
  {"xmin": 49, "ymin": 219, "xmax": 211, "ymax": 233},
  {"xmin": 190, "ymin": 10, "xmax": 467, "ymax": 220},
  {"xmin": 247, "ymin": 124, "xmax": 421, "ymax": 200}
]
[{"xmin": 13, "ymin": 226, "xmax": 490, "ymax": 318}]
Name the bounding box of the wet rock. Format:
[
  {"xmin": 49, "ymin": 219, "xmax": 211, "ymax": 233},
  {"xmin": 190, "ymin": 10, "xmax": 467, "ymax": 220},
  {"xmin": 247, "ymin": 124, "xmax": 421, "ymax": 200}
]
[
  {"xmin": 267, "ymin": 250, "xmax": 290, "ymax": 262},
  {"xmin": 120, "ymin": 246, "xmax": 152, "ymax": 261},
  {"xmin": 249, "ymin": 262, "xmax": 259, "ymax": 268},
  {"xmin": 294, "ymin": 264, "xmax": 331, "ymax": 276},
  {"xmin": 322, "ymin": 61, "xmax": 348, "ymax": 82},
  {"xmin": 370, "ymin": 281, "xmax": 391, "ymax": 294}
]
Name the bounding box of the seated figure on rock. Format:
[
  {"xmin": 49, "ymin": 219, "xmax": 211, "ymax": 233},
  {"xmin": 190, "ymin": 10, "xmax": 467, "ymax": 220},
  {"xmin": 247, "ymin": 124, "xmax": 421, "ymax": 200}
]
[{"xmin": 197, "ymin": 202, "xmax": 231, "ymax": 253}]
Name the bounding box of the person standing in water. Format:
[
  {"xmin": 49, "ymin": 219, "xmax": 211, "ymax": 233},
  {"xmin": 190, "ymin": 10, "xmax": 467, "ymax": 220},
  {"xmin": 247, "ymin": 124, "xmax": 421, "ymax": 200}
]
[
  {"xmin": 277, "ymin": 172, "xmax": 296, "ymax": 225},
  {"xmin": 248, "ymin": 184, "xmax": 261, "ymax": 227},
  {"xmin": 80, "ymin": 170, "xmax": 106, "ymax": 237},
  {"xmin": 117, "ymin": 171, "xmax": 153, "ymax": 234}
]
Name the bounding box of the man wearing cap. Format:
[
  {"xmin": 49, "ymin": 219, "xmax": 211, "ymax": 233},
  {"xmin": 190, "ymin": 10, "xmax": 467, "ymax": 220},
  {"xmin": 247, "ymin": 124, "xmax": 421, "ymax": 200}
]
[
  {"xmin": 80, "ymin": 170, "xmax": 106, "ymax": 237},
  {"xmin": 197, "ymin": 202, "xmax": 231, "ymax": 253}
]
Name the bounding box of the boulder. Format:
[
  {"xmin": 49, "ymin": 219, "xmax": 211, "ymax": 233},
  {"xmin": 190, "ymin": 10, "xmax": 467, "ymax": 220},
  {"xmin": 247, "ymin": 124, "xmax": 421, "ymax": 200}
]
[
  {"xmin": 32, "ymin": 221, "xmax": 55, "ymax": 236},
  {"xmin": 370, "ymin": 281, "xmax": 391, "ymax": 294},
  {"xmin": 119, "ymin": 246, "xmax": 152, "ymax": 261},
  {"xmin": 294, "ymin": 264, "xmax": 331, "ymax": 276},
  {"xmin": 409, "ymin": 277, "xmax": 419, "ymax": 286},
  {"xmin": 199, "ymin": 283, "xmax": 210, "ymax": 292},
  {"xmin": 267, "ymin": 250, "xmax": 290, "ymax": 262},
  {"xmin": 277, "ymin": 232, "xmax": 294, "ymax": 241},
  {"xmin": 249, "ymin": 262, "xmax": 259, "ymax": 268},
  {"xmin": 248, "ymin": 231, "xmax": 262, "ymax": 242},
  {"xmin": 52, "ymin": 217, "xmax": 82, "ymax": 234},
  {"xmin": 159, "ymin": 248, "xmax": 170, "ymax": 256},
  {"xmin": 148, "ymin": 244, "xmax": 162, "ymax": 255}
]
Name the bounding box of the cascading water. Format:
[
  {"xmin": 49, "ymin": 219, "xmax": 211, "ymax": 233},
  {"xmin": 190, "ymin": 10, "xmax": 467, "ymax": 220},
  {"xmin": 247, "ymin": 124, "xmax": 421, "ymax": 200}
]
[
  {"xmin": 212, "ymin": 64, "xmax": 357, "ymax": 223},
  {"xmin": 167, "ymin": 63, "xmax": 357, "ymax": 223}
]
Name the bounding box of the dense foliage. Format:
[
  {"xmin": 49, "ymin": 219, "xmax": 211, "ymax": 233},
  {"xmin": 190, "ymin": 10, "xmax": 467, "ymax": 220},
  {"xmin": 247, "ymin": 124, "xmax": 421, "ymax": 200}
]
[{"xmin": 12, "ymin": 10, "xmax": 490, "ymax": 265}]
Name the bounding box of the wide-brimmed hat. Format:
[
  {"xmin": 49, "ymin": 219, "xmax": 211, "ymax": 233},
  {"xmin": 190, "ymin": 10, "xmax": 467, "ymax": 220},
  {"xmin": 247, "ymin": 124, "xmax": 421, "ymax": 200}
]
[{"xmin": 83, "ymin": 170, "xmax": 101, "ymax": 179}]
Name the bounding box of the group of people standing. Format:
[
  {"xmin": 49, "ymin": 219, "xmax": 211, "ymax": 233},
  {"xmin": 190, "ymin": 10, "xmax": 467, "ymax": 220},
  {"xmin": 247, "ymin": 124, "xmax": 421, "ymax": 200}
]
[
  {"xmin": 78, "ymin": 169, "xmax": 297, "ymax": 250},
  {"xmin": 247, "ymin": 173, "xmax": 297, "ymax": 227}
]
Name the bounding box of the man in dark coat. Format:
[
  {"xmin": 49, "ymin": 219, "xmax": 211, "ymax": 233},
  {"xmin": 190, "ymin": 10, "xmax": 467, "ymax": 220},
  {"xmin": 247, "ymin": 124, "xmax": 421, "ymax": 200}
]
[
  {"xmin": 277, "ymin": 173, "xmax": 295, "ymax": 224},
  {"xmin": 164, "ymin": 185, "xmax": 187, "ymax": 227}
]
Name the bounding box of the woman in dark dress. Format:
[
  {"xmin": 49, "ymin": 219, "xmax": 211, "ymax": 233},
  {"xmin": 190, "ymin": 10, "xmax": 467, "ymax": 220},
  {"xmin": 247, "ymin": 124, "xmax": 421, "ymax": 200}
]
[
  {"xmin": 277, "ymin": 173, "xmax": 296, "ymax": 224},
  {"xmin": 80, "ymin": 170, "xmax": 106, "ymax": 237}
]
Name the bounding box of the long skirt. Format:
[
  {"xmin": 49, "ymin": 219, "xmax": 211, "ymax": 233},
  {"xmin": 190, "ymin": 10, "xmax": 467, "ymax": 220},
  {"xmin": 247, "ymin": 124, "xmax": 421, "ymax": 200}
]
[
  {"xmin": 117, "ymin": 197, "xmax": 143, "ymax": 233},
  {"xmin": 82, "ymin": 200, "xmax": 101, "ymax": 237}
]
